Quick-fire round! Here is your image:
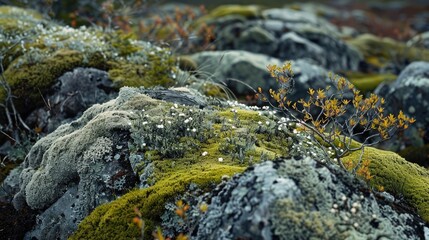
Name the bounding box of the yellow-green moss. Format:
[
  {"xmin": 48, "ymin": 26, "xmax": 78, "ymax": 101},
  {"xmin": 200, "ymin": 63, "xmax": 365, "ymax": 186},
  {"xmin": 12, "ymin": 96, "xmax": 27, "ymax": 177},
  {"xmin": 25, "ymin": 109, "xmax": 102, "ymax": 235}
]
[
  {"xmin": 347, "ymin": 34, "xmax": 429, "ymax": 69},
  {"xmin": 208, "ymin": 5, "xmax": 262, "ymax": 18},
  {"xmin": 69, "ymin": 164, "xmax": 244, "ymax": 240},
  {"xmin": 108, "ymin": 57, "xmax": 176, "ymax": 88},
  {"xmin": 71, "ymin": 103, "xmax": 293, "ymax": 239},
  {"xmin": 0, "ymin": 6, "xmax": 43, "ymax": 20},
  {"xmin": 195, "ymin": 5, "xmax": 262, "ymax": 27},
  {"xmin": 0, "ymin": 7, "xmax": 177, "ymax": 115},
  {"xmin": 141, "ymin": 108, "xmax": 289, "ymax": 182},
  {"xmin": 343, "ymin": 147, "xmax": 429, "ymax": 223},
  {"xmin": 0, "ymin": 50, "xmax": 108, "ymax": 112},
  {"xmin": 345, "ymin": 72, "xmax": 397, "ymax": 92}
]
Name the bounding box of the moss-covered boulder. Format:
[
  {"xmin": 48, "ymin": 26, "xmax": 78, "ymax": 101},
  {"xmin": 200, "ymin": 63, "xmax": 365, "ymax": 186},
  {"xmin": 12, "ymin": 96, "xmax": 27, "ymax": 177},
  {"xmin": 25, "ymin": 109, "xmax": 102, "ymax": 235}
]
[
  {"xmin": 0, "ymin": 6, "xmax": 176, "ymax": 117},
  {"xmin": 193, "ymin": 157, "xmax": 428, "ymax": 239},
  {"xmin": 344, "ymin": 146, "xmax": 429, "ymax": 223},
  {"xmin": 12, "ymin": 86, "xmax": 294, "ymax": 239},
  {"xmin": 347, "ymin": 34, "xmax": 429, "ymax": 73}
]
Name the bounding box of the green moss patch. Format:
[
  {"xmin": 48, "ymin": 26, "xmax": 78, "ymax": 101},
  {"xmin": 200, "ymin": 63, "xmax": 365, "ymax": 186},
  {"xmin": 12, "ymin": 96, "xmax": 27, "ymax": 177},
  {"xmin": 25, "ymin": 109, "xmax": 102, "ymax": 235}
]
[
  {"xmin": 345, "ymin": 72, "xmax": 397, "ymax": 92},
  {"xmin": 344, "ymin": 147, "xmax": 429, "ymax": 222},
  {"xmin": 347, "ymin": 34, "xmax": 429, "ymax": 69},
  {"xmin": 70, "ymin": 96, "xmax": 294, "ymax": 239},
  {"xmin": 1, "ymin": 50, "xmax": 108, "ymax": 111},
  {"xmin": 69, "ymin": 165, "xmax": 244, "ymax": 240}
]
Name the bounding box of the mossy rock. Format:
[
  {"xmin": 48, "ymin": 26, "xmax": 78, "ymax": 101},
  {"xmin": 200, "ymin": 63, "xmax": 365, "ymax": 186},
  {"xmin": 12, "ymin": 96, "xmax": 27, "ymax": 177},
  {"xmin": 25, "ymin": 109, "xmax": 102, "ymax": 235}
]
[
  {"xmin": 398, "ymin": 144, "xmax": 429, "ymax": 168},
  {"xmin": 343, "ymin": 146, "xmax": 429, "ymax": 223},
  {"xmin": 0, "ymin": 6, "xmax": 176, "ymax": 117},
  {"xmin": 0, "ymin": 50, "xmax": 108, "ymax": 111},
  {"xmin": 195, "ymin": 4, "xmax": 262, "ymax": 27},
  {"xmin": 344, "ymin": 72, "xmax": 397, "ymax": 92},
  {"xmin": 208, "ymin": 5, "xmax": 262, "ymax": 18},
  {"xmin": 66, "ymin": 88, "xmax": 293, "ymax": 239},
  {"xmin": 0, "ymin": 6, "xmax": 44, "ymax": 33},
  {"xmin": 347, "ymin": 34, "xmax": 429, "ymax": 70},
  {"xmin": 107, "ymin": 54, "xmax": 176, "ymax": 88},
  {"xmin": 69, "ymin": 165, "xmax": 244, "ymax": 240}
]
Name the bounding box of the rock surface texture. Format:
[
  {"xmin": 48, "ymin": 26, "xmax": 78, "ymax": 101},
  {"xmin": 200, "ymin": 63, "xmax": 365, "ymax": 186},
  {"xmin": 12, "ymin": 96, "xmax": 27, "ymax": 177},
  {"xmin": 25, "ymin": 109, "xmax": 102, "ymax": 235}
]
[
  {"xmin": 193, "ymin": 157, "xmax": 429, "ymax": 240},
  {"xmin": 208, "ymin": 7, "xmax": 362, "ymax": 71},
  {"xmin": 190, "ymin": 50, "xmax": 333, "ymax": 100}
]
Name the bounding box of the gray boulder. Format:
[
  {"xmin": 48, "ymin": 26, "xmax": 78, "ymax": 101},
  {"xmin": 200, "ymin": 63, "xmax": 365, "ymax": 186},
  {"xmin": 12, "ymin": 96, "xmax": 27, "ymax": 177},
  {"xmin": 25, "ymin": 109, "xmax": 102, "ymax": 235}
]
[
  {"xmin": 25, "ymin": 67, "xmax": 118, "ymax": 134},
  {"xmin": 375, "ymin": 61, "xmax": 429, "ymax": 150},
  {"xmin": 193, "ymin": 157, "xmax": 428, "ymax": 240},
  {"xmin": 189, "ymin": 50, "xmax": 333, "ymax": 101},
  {"xmin": 261, "ymin": 8, "xmax": 339, "ymax": 36},
  {"xmin": 210, "ymin": 7, "xmax": 362, "ymax": 71}
]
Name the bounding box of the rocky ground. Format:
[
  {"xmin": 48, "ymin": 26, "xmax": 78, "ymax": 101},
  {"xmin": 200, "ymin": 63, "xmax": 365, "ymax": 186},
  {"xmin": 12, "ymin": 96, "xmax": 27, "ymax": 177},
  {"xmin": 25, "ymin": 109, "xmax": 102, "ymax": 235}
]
[{"xmin": 0, "ymin": 1, "xmax": 429, "ymax": 240}]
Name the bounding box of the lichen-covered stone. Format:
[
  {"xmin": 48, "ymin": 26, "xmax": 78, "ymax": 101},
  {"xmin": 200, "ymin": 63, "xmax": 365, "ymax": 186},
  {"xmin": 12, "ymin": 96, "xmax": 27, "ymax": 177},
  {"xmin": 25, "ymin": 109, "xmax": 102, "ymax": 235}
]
[
  {"xmin": 193, "ymin": 157, "xmax": 428, "ymax": 239},
  {"xmin": 202, "ymin": 6, "xmax": 361, "ymax": 71}
]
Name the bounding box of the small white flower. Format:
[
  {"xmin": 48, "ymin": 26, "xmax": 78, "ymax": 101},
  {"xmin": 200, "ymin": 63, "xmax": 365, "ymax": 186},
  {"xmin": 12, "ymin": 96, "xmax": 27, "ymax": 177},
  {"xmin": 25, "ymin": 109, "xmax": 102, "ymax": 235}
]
[
  {"xmin": 202, "ymin": 151, "xmax": 208, "ymax": 156},
  {"xmin": 192, "ymin": 128, "xmax": 197, "ymax": 132},
  {"xmin": 232, "ymin": 126, "xmax": 236, "ymax": 129},
  {"xmin": 372, "ymin": 214, "xmax": 377, "ymax": 219},
  {"xmin": 142, "ymin": 143, "xmax": 146, "ymax": 147},
  {"xmin": 258, "ymin": 121, "xmax": 262, "ymax": 125},
  {"xmin": 174, "ymin": 103, "xmax": 178, "ymax": 108},
  {"xmin": 350, "ymin": 207, "xmax": 357, "ymax": 214},
  {"xmin": 341, "ymin": 195, "xmax": 347, "ymax": 201},
  {"xmin": 167, "ymin": 121, "xmax": 172, "ymax": 124},
  {"xmin": 333, "ymin": 204, "xmax": 338, "ymax": 209},
  {"xmin": 330, "ymin": 208, "xmax": 336, "ymax": 214},
  {"xmin": 127, "ymin": 122, "xmax": 132, "ymax": 126},
  {"xmin": 179, "ymin": 113, "xmax": 186, "ymax": 117},
  {"xmin": 184, "ymin": 119, "xmax": 190, "ymax": 124},
  {"xmin": 265, "ymin": 121, "xmax": 270, "ymax": 125},
  {"xmin": 186, "ymin": 128, "xmax": 190, "ymax": 131},
  {"xmin": 156, "ymin": 124, "xmax": 164, "ymax": 129},
  {"xmin": 353, "ymin": 223, "xmax": 359, "ymax": 228},
  {"xmin": 293, "ymin": 129, "xmax": 298, "ymax": 134},
  {"xmin": 142, "ymin": 121, "xmax": 148, "ymax": 125},
  {"xmin": 333, "ymin": 158, "xmax": 338, "ymax": 162},
  {"xmin": 218, "ymin": 157, "xmax": 223, "ymax": 162}
]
